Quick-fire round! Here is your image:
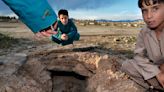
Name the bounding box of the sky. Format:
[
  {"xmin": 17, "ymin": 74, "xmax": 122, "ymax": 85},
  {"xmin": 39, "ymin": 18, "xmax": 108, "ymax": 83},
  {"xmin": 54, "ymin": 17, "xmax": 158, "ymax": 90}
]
[{"xmin": 0, "ymin": 0, "xmax": 142, "ymax": 20}]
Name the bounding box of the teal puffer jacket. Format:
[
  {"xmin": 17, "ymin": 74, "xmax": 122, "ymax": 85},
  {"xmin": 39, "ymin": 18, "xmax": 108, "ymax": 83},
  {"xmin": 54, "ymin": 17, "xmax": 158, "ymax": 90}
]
[{"xmin": 2, "ymin": 0, "xmax": 57, "ymax": 33}]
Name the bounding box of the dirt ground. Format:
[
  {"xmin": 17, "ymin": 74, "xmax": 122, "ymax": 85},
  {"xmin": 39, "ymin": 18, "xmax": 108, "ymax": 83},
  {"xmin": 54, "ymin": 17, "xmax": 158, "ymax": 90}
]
[
  {"xmin": 0, "ymin": 22, "xmax": 139, "ymax": 55},
  {"xmin": 0, "ymin": 22, "xmax": 145, "ymax": 92}
]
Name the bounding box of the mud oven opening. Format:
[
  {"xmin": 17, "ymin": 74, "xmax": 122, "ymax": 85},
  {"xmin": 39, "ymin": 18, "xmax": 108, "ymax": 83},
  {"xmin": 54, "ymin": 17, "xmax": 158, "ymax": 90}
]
[
  {"xmin": 50, "ymin": 70, "xmax": 87, "ymax": 92},
  {"xmin": 30, "ymin": 47, "xmax": 100, "ymax": 92}
]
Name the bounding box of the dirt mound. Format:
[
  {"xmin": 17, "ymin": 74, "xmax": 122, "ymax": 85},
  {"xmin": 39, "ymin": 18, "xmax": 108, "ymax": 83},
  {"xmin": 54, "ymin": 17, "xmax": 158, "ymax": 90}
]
[{"xmin": 0, "ymin": 46, "xmax": 145, "ymax": 92}]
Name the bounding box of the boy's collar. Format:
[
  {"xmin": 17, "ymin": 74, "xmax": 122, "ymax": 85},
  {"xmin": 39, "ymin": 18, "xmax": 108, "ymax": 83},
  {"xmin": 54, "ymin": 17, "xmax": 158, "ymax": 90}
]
[{"xmin": 146, "ymin": 25, "xmax": 164, "ymax": 33}]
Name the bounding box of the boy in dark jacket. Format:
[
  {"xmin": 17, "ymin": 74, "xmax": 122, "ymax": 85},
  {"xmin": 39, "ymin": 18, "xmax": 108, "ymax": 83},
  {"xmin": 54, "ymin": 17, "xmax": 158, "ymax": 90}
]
[{"xmin": 51, "ymin": 9, "xmax": 80, "ymax": 46}]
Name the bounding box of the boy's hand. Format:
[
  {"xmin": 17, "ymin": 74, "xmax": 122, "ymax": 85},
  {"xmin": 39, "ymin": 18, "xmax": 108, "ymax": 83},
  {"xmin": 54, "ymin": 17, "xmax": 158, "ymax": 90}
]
[
  {"xmin": 35, "ymin": 21, "xmax": 58, "ymax": 38},
  {"xmin": 156, "ymin": 72, "xmax": 164, "ymax": 88},
  {"xmin": 35, "ymin": 29, "xmax": 57, "ymax": 38},
  {"xmin": 61, "ymin": 34, "xmax": 68, "ymax": 41}
]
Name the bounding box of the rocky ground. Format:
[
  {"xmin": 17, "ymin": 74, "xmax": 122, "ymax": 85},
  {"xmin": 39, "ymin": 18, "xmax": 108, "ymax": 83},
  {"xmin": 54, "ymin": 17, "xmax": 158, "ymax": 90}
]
[{"xmin": 0, "ymin": 22, "xmax": 146, "ymax": 92}]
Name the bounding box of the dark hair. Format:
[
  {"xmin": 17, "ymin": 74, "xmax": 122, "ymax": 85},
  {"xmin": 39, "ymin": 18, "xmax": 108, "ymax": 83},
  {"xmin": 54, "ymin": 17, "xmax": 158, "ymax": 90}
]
[
  {"xmin": 58, "ymin": 9, "xmax": 68, "ymax": 16},
  {"xmin": 138, "ymin": 0, "xmax": 164, "ymax": 8}
]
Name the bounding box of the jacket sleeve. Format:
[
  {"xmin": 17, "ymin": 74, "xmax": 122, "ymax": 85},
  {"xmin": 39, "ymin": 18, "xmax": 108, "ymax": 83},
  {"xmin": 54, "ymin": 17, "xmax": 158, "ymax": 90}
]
[
  {"xmin": 133, "ymin": 30, "xmax": 160, "ymax": 80},
  {"xmin": 2, "ymin": 0, "xmax": 57, "ymax": 33},
  {"xmin": 53, "ymin": 27, "xmax": 62, "ymax": 40},
  {"xmin": 67, "ymin": 20, "xmax": 78, "ymax": 39}
]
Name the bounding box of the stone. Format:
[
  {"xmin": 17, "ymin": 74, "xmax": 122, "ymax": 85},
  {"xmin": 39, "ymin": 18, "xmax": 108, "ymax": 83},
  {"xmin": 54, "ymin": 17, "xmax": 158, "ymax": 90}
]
[
  {"xmin": 73, "ymin": 63, "xmax": 93, "ymax": 77},
  {"xmin": 0, "ymin": 53, "xmax": 27, "ymax": 76}
]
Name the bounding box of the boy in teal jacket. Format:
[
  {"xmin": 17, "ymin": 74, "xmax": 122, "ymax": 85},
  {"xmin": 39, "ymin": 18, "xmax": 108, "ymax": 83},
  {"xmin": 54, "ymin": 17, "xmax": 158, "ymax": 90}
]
[
  {"xmin": 2, "ymin": 0, "xmax": 57, "ymax": 36},
  {"xmin": 51, "ymin": 9, "xmax": 80, "ymax": 46}
]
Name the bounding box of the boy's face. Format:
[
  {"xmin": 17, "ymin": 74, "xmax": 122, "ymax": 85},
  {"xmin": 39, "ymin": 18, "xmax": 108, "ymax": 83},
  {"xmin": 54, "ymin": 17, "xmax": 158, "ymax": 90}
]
[
  {"xmin": 141, "ymin": 1, "xmax": 164, "ymax": 29},
  {"xmin": 59, "ymin": 14, "xmax": 68, "ymax": 25}
]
